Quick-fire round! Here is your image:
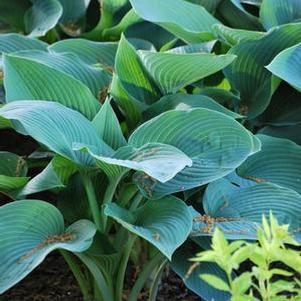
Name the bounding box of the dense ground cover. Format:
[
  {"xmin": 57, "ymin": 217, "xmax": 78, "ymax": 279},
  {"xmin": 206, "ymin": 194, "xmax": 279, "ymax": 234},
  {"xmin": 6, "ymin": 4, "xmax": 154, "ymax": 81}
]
[{"xmin": 0, "ymin": 0, "xmax": 301, "ymax": 300}]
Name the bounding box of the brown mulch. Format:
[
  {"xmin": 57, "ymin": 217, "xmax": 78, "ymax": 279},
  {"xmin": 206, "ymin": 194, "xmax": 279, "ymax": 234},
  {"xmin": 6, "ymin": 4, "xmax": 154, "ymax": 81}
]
[{"xmin": 2, "ymin": 253, "xmax": 201, "ymax": 301}]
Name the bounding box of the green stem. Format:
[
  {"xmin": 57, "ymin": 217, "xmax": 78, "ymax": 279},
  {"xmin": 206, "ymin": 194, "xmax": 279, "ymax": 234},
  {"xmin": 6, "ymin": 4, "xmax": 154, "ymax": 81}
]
[
  {"xmin": 82, "ymin": 174, "xmax": 102, "ymax": 232},
  {"xmin": 115, "ymin": 235, "xmax": 137, "ymax": 301},
  {"xmin": 60, "ymin": 250, "xmax": 92, "ymax": 301},
  {"xmin": 128, "ymin": 253, "xmax": 165, "ymax": 301},
  {"xmin": 148, "ymin": 259, "xmax": 168, "ymax": 301},
  {"xmin": 102, "ymin": 176, "xmax": 122, "ymax": 233}
]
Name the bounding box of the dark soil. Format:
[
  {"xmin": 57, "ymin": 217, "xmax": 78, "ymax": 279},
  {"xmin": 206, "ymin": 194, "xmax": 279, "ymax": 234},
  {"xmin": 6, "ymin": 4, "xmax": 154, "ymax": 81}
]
[{"xmin": 2, "ymin": 253, "xmax": 201, "ymax": 301}]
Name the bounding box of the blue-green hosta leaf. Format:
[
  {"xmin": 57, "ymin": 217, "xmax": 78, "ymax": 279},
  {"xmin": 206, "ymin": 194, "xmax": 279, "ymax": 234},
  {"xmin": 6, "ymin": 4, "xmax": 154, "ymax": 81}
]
[
  {"xmin": 237, "ymin": 134, "xmax": 301, "ymax": 194},
  {"xmin": 0, "ymin": 200, "xmax": 96, "ymax": 293},
  {"xmin": 0, "ymin": 101, "xmax": 112, "ymax": 166},
  {"xmin": 0, "ymin": 33, "xmax": 47, "ymax": 55},
  {"xmin": 49, "ymin": 39, "xmax": 118, "ymax": 66},
  {"xmin": 212, "ymin": 24, "xmax": 265, "ymax": 46},
  {"xmin": 58, "ymin": 0, "xmax": 90, "ymax": 24},
  {"xmin": 19, "ymin": 156, "xmax": 78, "ymax": 197},
  {"xmin": 143, "ymin": 93, "xmax": 243, "ymax": 120},
  {"xmin": 266, "ymin": 43, "xmax": 301, "ymax": 92},
  {"xmin": 104, "ymin": 196, "xmax": 192, "ymax": 259},
  {"xmin": 9, "ymin": 49, "xmax": 111, "ymax": 97},
  {"xmin": 165, "ymin": 41, "xmax": 216, "ymax": 54},
  {"xmin": 200, "ymin": 178, "xmax": 301, "ymax": 239},
  {"xmin": 185, "ymin": 0, "xmax": 222, "ymax": 13},
  {"xmin": 92, "ymin": 99, "xmax": 127, "ymax": 150},
  {"xmin": 3, "ymin": 53, "xmax": 100, "ymax": 120},
  {"xmin": 75, "ymin": 143, "xmax": 192, "ymax": 183},
  {"xmin": 260, "ymin": 0, "xmax": 301, "ymax": 30},
  {"xmin": 171, "ymin": 240, "xmax": 230, "ymax": 301},
  {"xmin": 129, "ymin": 108, "xmax": 260, "ymax": 199},
  {"xmin": 224, "ymin": 23, "xmax": 301, "ymax": 118},
  {"xmin": 217, "ymin": 0, "xmax": 262, "ymax": 30},
  {"xmin": 24, "ymin": 0, "xmax": 62, "ymax": 37},
  {"xmin": 129, "ymin": 0, "xmax": 220, "ymax": 43},
  {"xmin": 0, "ymin": 152, "xmax": 28, "ymax": 195},
  {"xmin": 114, "ymin": 35, "xmax": 160, "ymax": 105},
  {"xmin": 138, "ymin": 50, "xmax": 236, "ymax": 94}
]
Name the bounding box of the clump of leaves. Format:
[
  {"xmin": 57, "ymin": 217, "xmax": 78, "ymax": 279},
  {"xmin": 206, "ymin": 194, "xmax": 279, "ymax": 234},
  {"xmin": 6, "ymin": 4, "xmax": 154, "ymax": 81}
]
[
  {"xmin": 1, "ymin": 1, "xmax": 301, "ymax": 301},
  {"xmin": 192, "ymin": 214, "xmax": 301, "ymax": 301}
]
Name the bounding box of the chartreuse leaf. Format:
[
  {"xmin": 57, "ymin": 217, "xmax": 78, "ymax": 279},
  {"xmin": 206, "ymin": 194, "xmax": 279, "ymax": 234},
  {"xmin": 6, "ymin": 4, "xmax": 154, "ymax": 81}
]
[
  {"xmin": 266, "ymin": 43, "xmax": 301, "ymax": 92},
  {"xmin": 129, "ymin": 0, "xmax": 220, "ymax": 43},
  {"xmin": 0, "ymin": 152, "xmax": 28, "ymax": 196},
  {"xmin": 0, "ymin": 200, "xmax": 96, "ymax": 293},
  {"xmin": 171, "ymin": 240, "xmax": 230, "ymax": 301},
  {"xmin": 24, "ymin": 0, "xmax": 62, "ymax": 37},
  {"xmin": 143, "ymin": 93, "xmax": 243, "ymax": 120},
  {"xmin": 8, "ymin": 49, "xmax": 111, "ymax": 97},
  {"xmin": 104, "ymin": 196, "xmax": 192, "ymax": 259},
  {"xmin": 75, "ymin": 142, "xmax": 192, "ymax": 183},
  {"xmin": 237, "ymin": 134, "xmax": 301, "ymax": 194},
  {"xmin": 138, "ymin": 50, "xmax": 236, "ymax": 94},
  {"xmin": 92, "ymin": 99, "xmax": 127, "ymax": 150},
  {"xmin": 0, "ymin": 33, "xmax": 47, "ymax": 55},
  {"xmin": 129, "ymin": 108, "xmax": 260, "ymax": 199},
  {"xmin": 49, "ymin": 39, "xmax": 118, "ymax": 66},
  {"xmin": 3, "ymin": 53, "xmax": 100, "ymax": 119},
  {"xmin": 224, "ymin": 23, "xmax": 301, "ymax": 118},
  {"xmin": 260, "ymin": 0, "xmax": 301, "ymax": 30},
  {"xmin": 199, "ymin": 178, "xmax": 301, "ymax": 239},
  {"xmin": 0, "ymin": 101, "xmax": 112, "ymax": 166}
]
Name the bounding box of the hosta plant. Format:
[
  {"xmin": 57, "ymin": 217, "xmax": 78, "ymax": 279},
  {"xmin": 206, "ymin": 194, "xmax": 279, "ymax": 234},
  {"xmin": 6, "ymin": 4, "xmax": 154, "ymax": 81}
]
[{"xmin": 1, "ymin": 0, "xmax": 301, "ymax": 301}]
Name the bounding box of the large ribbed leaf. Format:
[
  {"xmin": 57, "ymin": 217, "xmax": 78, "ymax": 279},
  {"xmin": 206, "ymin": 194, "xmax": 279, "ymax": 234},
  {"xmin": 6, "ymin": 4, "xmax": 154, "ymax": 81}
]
[
  {"xmin": 200, "ymin": 178, "xmax": 301, "ymax": 239},
  {"xmin": 129, "ymin": 108, "xmax": 260, "ymax": 199},
  {"xmin": 217, "ymin": 0, "xmax": 262, "ymax": 30},
  {"xmin": 24, "ymin": 0, "xmax": 62, "ymax": 37},
  {"xmin": 104, "ymin": 196, "xmax": 192, "ymax": 259},
  {"xmin": 237, "ymin": 134, "xmax": 301, "ymax": 194},
  {"xmin": 224, "ymin": 23, "xmax": 301, "ymax": 118},
  {"xmin": 0, "ymin": 152, "xmax": 28, "ymax": 195},
  {"xmin": 75, "ymin": 142, "xmax": 192, "ymax": 183},
  {"xmin": 3, "ymin": 53, "xmax": 100, "ymax": 119},
  {"xmin": 266, "ymin": 43, "xmax": 301, "ymax": 92},
  {"xmin": 0, "ymin": 33, "xmax": 47, "ymax": 56},
  {"xmin": 166, "ymin": 41, "xmax": 216, "ymax": 54},
  {"xmin": 171, "ymin": 240, "xmax": 230, "ymax": 301},
  {"xmin": 0, "ymin": 101, "xmax": 112, "ymax": 166},
  {"xmin": 19, "ymin": 156, "xmax": 78, "ymax": 197},
  {"xmin": 115, "ymin": 35, "xmax": 160, "ymax": 105},
  {"xmin": 92, "ymin": 99, "xmax": 127, "ymax": 150},
  {"xmin": 138, "ymin": 51, "xmax": 236, "ymax": 94},
  {"xmin": 143, "ymin": 93, "xmax": 243, "ymax": 120},
  {"xmin": 129, "ymin": 0, "xmax": 220, "ymax": 43},
  {"xmin": 9, "ymin": 50, "xmax": 111, "ymax": 97},
  {"xmin": 260, "ymin": 0, "xmax": 301, "ymax": 30},
  {"xmin": 49, "ymin": 39, "xmax": 118, "ymax": 66},
  {"xmin": 58, "ymin": 0, "xmax": 90, "ymax": 25},
  {"xmin": 0, "ymin": 200, "xmax": 96, "ymax": 293},
  {"xmin": 185, "ymin": 0, "xmax": 222, "ymax": 13},
  {"xmin": 213, "ymin": 24, "xmax": 265, "ymax": 46}
]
